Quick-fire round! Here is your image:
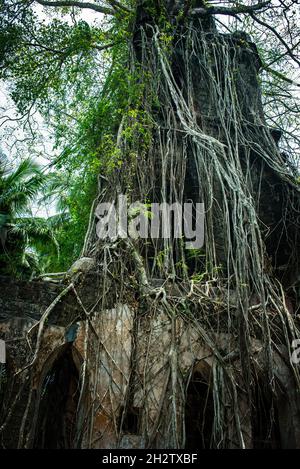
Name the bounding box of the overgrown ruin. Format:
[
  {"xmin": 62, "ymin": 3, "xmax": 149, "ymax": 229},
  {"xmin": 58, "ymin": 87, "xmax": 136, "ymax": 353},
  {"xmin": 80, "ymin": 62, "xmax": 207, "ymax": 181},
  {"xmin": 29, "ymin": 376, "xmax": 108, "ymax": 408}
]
[{"xmin": 1, "ymin": 0, "xmax": 300, "ymax": 449}]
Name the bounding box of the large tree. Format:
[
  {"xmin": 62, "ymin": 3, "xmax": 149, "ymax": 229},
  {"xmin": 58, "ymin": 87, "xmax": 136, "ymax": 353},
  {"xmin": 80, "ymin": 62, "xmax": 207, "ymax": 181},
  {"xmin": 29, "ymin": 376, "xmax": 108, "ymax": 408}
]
[{"xmin": 1, "ymin": 0, "xmax": 300, "ymax": 449}]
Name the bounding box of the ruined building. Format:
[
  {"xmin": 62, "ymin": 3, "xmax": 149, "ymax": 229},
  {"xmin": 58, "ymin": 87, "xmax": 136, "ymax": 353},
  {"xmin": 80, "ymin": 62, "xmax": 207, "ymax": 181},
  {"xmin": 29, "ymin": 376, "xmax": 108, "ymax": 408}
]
[{"xmin": 1, "ymin": 3, "xmax": 300, "ymax": 449}]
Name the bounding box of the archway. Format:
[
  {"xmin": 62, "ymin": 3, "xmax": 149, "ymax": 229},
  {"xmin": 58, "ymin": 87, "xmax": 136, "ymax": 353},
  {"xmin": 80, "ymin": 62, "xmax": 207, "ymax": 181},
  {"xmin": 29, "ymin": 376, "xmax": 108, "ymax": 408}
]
[
  {"xmin": 34, "ymin": 344, "xmax": 80, "ymax": 448},
  {"xmin": 185, "ymin": 360, "xmax": 214, "ymax": 449}
]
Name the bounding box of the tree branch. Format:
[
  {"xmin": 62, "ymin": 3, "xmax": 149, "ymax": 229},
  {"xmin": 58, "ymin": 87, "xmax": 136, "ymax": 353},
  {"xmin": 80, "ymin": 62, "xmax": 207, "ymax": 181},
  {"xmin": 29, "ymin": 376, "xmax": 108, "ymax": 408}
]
[
  {"xmin": 34, "ymin": 0, "xmax": 115, "ymax": 15},
  {"xmin": 250, "ymin": 12, "xmax": 300, "ymax": 68},
  {"xmin": 93, "ymin": 41, "xmax": 117, "ymax": 52},
  {"xmin": 261, "ymin": 62, "xmax": 300, "ymax": 88},
  {"xmin": 264, "ymin": 39, "xmax": 300, "ymax": 68},
  {"xmin": 190, "ymin": 1, "xmax": 271, "ymax": 18},
  {"xmin": 106, "ymin": 0, "xmax": 131, "ymax": 13}
]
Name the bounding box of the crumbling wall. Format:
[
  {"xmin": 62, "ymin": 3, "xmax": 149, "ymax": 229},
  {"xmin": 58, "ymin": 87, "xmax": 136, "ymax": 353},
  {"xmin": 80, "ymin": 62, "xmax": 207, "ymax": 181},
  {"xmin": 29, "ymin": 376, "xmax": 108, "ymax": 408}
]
[{"xmin": 1, "ymin": 275, "xmax": 300, "ymax": 448}]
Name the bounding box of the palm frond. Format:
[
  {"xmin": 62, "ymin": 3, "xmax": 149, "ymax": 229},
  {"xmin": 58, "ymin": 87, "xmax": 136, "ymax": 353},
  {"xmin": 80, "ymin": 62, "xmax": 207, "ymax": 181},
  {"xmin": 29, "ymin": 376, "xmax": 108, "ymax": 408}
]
[
  {"xmin": 39, "ymin": 171, "xmax": 70, "ymax": 212},
  {"xmin": 4, "ymin": 158, "xmax": 41, "ymax": 187},
  {"xmin": 0, "ymin": 173, "xmax": 47, "ymax": 214},
  {"xmin": 10, "ymin": 217, "xmax": 60, "ymax": 255},
  {"xmin": 0, "ymin": 212, "xmax": 8, "ymax": 229},
  {"xmin": 47, "ymin": 212, "xmax": 71, "ymax": 228}
]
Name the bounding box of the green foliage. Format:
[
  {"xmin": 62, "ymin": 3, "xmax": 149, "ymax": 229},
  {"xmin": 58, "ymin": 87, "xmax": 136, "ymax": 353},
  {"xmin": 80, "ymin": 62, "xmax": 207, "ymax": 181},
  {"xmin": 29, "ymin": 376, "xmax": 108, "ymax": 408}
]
[
  {"xmin": 0, "ymin": 1, "xmax": 231, "ymax": 278},
  {"xmin": 155, "ymin": 248, "xmax": 170, "ymax": 270},
  {"xmin": 38, "ymin": 170, "xmax": 98, "ymax": 272},
  {"xmin": 0, "ymin": 0, "xmax": 31, "ymax": 67},
  {"xmin": 0, "ymin": 158, "xmax": 58, "ymax": 278},
  {"xmin": 0, "ymin": 3, "xmax": 137, "ymax": 274},
  {"xmin": 0, "ymin": 0, "xmax": 169, "ymax": 276},
  {"xmin": 0, "ymin": 158, "xmax": 45, "ymax": 219}
]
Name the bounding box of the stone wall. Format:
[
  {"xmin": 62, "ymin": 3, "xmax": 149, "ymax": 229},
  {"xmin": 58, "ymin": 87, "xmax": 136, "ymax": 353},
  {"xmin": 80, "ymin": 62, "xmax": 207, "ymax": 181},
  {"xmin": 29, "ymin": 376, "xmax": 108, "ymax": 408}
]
[{"xmin": 1, "ymin": 274, "xmax": 300, "ymax": 448}]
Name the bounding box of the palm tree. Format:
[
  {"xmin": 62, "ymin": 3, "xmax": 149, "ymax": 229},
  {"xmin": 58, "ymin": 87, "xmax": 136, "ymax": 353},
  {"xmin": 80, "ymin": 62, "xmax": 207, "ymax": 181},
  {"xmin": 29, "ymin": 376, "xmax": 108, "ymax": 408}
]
[{"xmin": 0, "ymin": 158, "xmax": 59, "ymax": 278}]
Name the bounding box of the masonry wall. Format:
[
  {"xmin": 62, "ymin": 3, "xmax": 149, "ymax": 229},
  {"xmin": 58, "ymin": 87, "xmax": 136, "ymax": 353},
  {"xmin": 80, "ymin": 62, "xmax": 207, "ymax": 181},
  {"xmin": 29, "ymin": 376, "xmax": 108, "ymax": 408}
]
[{"xmin": 1, "ymin": 275, "xmax": 299, "ymax": 449}]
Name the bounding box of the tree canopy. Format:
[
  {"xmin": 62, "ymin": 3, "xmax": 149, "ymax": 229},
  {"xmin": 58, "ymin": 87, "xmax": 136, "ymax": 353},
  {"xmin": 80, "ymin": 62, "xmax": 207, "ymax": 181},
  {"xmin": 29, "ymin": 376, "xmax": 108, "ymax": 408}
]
[{"xmin": 0, "ymin": 0, "xmax": 299, "ymax": 275}]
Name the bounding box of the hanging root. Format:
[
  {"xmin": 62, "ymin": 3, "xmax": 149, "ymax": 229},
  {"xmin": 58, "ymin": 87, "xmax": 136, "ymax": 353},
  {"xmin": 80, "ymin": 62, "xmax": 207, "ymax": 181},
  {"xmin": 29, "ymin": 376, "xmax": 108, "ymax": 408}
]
[{"xmin": 12, "ymin": 19, "xmax": 300, "ymax": 449}]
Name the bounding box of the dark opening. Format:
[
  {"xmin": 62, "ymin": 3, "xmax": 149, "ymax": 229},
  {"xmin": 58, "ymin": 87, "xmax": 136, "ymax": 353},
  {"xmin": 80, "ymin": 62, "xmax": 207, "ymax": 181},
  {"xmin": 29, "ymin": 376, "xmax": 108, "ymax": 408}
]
[
  {"xmin": 119, "ymin": 406, "xmax": 140, "ymax": 434},
  {"xmin": 34, "ymin": 346, "xmax": 80, "ymax": 449},
  {"xmin": 185, "ymin": 370, "xmax": 214, "ymax": 449},
  {"xmin": 251, "ymin": 381, "xmax": 282, "ymax": 449}
]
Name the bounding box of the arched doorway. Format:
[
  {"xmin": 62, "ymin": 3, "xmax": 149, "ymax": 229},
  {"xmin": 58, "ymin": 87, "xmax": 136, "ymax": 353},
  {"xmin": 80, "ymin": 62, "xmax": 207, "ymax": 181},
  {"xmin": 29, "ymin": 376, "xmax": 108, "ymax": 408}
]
[
  {"xmin": 185, "ymin": 360, "xmax": 214, "ymax": 449},
  {"xmin": 34, "ymin": 345, "xmax": 80, "ymax": 448}
]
